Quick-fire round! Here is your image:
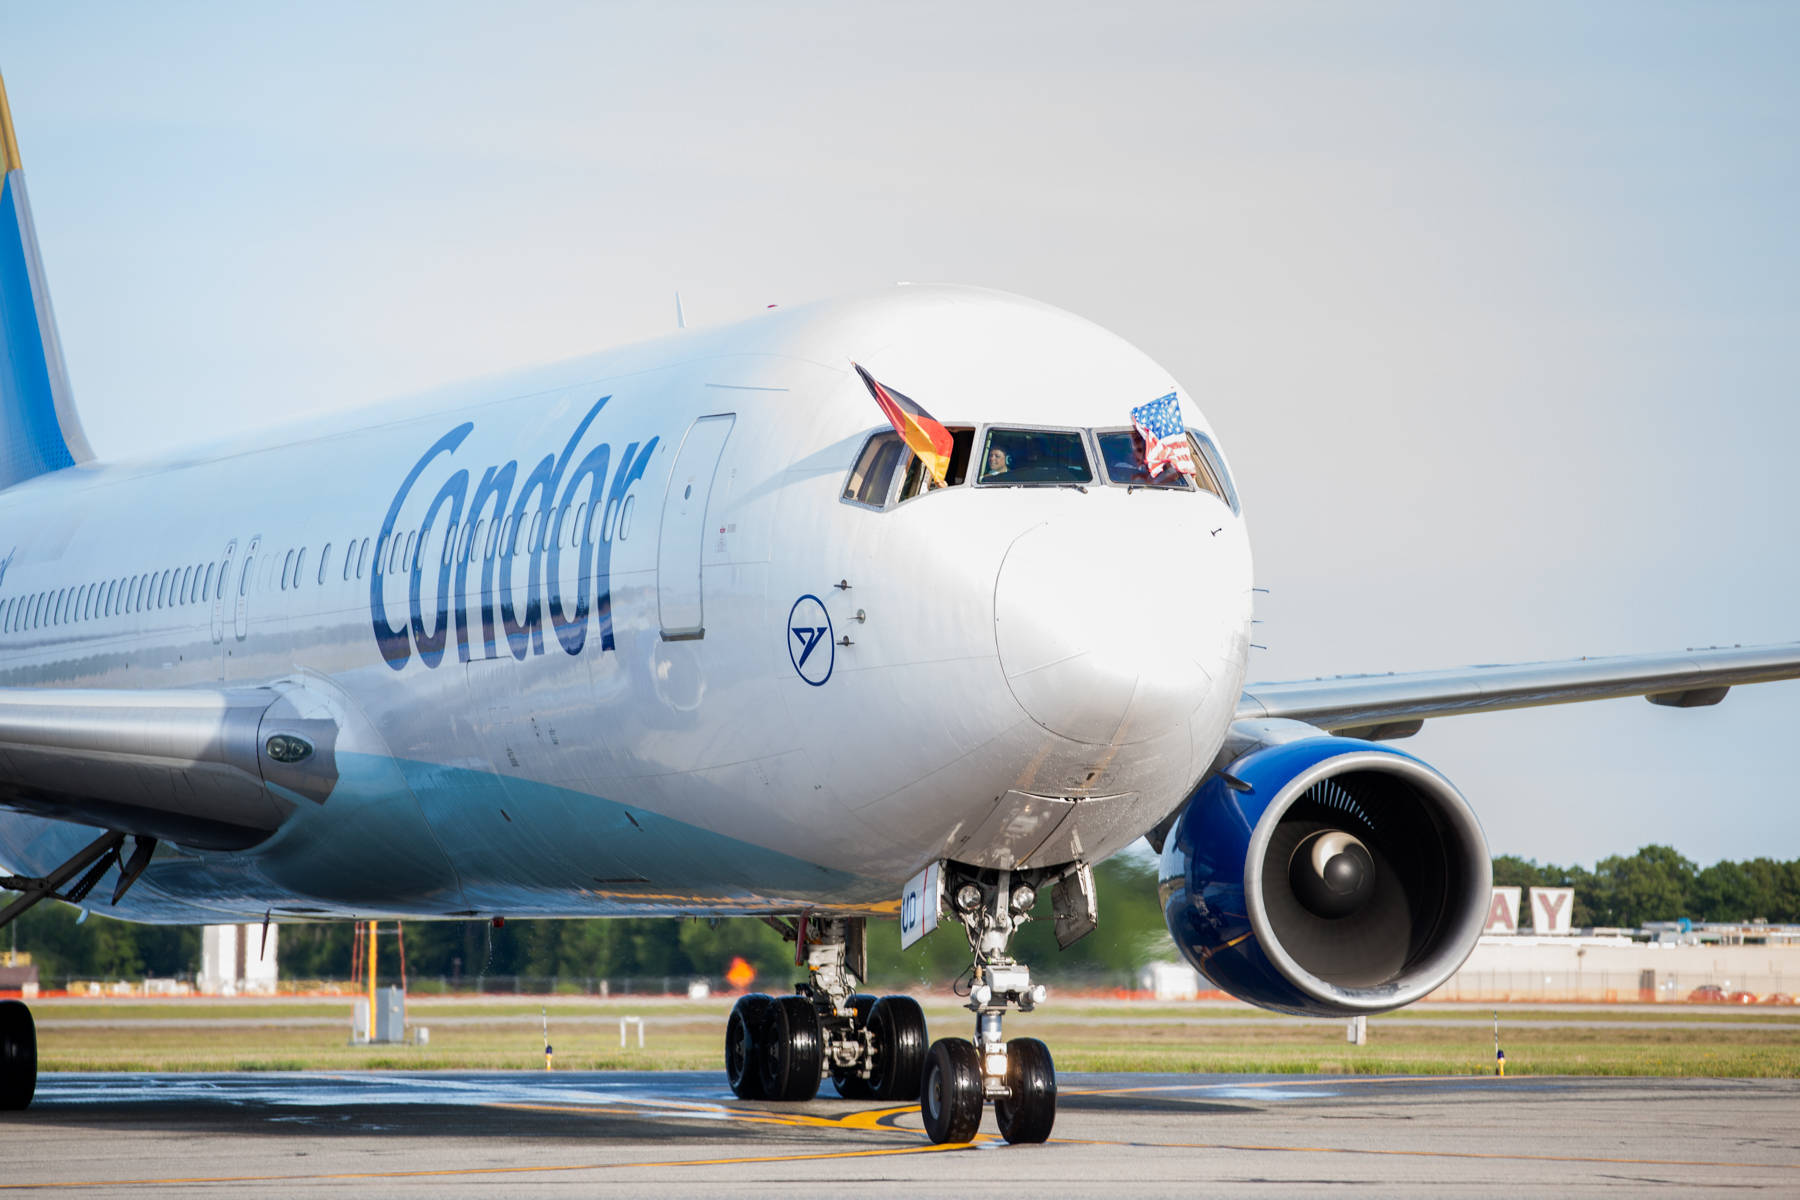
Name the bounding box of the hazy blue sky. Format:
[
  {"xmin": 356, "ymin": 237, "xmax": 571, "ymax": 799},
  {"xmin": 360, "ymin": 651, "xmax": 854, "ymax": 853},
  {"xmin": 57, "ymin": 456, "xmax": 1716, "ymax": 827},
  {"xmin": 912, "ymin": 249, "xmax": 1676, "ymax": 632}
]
[{"xmin": 4, "ymin": 3, "xmax": 1797, "ymax": 866}]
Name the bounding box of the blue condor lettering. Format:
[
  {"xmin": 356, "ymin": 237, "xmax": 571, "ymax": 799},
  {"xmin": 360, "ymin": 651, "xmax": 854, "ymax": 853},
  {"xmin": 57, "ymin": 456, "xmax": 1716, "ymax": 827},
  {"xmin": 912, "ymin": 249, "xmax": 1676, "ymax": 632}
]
[{"xmin": 371, "ymin": 395, "xmax": 658, "ymax": 670}]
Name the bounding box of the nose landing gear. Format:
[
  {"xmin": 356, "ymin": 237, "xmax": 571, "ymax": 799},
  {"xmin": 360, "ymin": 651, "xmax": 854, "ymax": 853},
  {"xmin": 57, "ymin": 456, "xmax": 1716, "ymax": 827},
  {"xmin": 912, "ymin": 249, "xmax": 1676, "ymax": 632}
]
[
  {"xmin": 723, "ymin": 914, "xmax": 927, "ymax": 1104},
  {"xmin": 920, "ymin": 864, "xmax": 1081, "ymax": 1145}
]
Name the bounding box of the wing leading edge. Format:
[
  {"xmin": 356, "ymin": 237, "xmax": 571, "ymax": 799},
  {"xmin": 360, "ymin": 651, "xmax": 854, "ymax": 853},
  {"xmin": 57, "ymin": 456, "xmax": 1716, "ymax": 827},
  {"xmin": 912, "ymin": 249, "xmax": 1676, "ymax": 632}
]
[{"xmin": 1237, "ymin": 641, "xmax": 1800, "ymax": 739}]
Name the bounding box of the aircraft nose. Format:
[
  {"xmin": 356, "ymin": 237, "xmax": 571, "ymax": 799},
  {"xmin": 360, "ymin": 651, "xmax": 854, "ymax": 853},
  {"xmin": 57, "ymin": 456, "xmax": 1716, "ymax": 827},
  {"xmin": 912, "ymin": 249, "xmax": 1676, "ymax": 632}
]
[{"xmin": 994, "ymin": 511, "xmax": 1231, "ymax": 746}]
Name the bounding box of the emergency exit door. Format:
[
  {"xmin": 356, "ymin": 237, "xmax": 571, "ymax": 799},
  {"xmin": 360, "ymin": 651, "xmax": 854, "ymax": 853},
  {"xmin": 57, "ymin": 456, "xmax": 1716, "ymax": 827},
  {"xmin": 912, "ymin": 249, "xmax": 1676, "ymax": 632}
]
[{"xmin": 656, "ymin": 413, "xmax": 735, "ymax": 639}]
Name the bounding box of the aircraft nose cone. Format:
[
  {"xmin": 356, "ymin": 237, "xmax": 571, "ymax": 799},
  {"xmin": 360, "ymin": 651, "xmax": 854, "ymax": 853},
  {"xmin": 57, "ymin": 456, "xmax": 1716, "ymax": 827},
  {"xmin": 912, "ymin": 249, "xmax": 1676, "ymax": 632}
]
[{"xmin": 994, "ymin": 512, "xmax": 1229, "ymax": 746}]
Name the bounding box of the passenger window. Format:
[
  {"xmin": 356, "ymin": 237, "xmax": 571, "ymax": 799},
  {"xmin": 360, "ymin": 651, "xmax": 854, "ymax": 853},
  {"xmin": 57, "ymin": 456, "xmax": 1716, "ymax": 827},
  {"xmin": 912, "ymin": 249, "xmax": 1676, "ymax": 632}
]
[
  {"xmin": 295, "ymin": 548, "xmax": 308, "ymax": 587},
  {"xmin": 977, "ymin": 428, "xmax": 1093, "ymax": 485},
  {"xmin": 281, "ymin": 550, "xmax": 293, "ymax": 591},
  {"xmin": 842, "ymin": 432, "xmax": 905, "ymax": 508},
  {"xmin": 530, "ymin": 510, "xmax": 545, "ymax": 553},
  {"xmin": 353, "ymin": 539, "xmax": 365, "ymax": 580}
]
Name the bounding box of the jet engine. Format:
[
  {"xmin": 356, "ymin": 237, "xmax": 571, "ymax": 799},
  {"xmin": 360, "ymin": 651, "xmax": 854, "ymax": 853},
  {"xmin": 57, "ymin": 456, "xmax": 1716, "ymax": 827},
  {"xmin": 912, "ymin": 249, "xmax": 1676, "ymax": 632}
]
[{"xmin": 1158, "ymin": 726, "xmax": 1491, "ymax": 1016}]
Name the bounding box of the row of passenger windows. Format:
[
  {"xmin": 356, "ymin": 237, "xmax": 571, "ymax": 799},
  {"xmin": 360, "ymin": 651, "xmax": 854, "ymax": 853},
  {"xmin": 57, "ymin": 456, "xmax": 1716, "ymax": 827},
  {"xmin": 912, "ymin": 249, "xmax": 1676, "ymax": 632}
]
[
  {"xmin": 1, "ymin": 557, "xmax": 232, "ymax": 636},
  {"xmin": 0, "ymin": 499, "xmax": 628, "ymax": 640},
  {"xmin": 843, "ymin": 424, "xmax": 1239, "ymax": 513}
]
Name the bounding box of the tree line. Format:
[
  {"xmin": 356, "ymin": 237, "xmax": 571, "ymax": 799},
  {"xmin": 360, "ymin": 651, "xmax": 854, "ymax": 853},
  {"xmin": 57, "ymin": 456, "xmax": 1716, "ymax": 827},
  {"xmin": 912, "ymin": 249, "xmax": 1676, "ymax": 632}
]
[
  {"xmin": 9, "ymin": 846, "xmax": 1798, "ymax": 986},
  {"xmin": 1491, "ymin": 844, "xmax": 1800, "ymax": 930}
]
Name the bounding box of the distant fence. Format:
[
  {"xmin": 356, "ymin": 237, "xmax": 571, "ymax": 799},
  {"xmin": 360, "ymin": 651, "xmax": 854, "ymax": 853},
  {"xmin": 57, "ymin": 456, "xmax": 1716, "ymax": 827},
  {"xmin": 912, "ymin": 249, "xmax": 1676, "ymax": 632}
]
[
  {"xmin": 27, "ymin": 967, "xmax": 1155, "ymax": 999},
  {"xmin": 1432, "ymin": 967, "xmax": 1796, "ymax": 1004}
]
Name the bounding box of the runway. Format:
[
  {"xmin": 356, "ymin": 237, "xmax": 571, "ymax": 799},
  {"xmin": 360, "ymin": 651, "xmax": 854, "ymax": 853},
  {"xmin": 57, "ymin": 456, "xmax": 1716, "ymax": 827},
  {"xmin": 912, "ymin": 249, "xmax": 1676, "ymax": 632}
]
[{"xmin": 5, "ymin": 1071, "xmax": 1799, "ymax": 1196}]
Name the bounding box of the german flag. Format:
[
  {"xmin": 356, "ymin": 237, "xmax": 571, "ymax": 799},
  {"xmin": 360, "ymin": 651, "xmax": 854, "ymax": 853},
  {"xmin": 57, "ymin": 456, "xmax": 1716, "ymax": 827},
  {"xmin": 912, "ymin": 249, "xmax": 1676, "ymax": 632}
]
[{"xmin": 853, "ymin": 363, "xmax": 953, "ymax": 486}]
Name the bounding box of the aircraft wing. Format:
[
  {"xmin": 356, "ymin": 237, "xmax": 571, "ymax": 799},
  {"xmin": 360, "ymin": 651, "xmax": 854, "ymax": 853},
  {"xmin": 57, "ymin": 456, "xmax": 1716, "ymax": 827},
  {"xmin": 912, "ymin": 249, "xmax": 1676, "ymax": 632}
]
[
  {"xmin": 0, "ymin": 685, "xmax": 338, "ymax": 851},
  {"xmin": 1236, "ymin": 642, "xmax": 1800, "ymax": 740}
]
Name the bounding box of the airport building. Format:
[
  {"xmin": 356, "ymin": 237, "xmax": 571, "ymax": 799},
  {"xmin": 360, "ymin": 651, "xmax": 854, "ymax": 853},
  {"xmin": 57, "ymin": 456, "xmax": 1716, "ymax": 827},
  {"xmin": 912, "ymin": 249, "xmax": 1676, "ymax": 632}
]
[
  {"xmin": 1141, "ymin": 886, "xmax": 1800, "ymax": 1003},
  {"xmin": 196, "ymin": 923, "xmax": 280, "ymax": 996},
  {"xmin": 1432, "ymin": 887, "xmax": 1800, "ymax": 1003}
]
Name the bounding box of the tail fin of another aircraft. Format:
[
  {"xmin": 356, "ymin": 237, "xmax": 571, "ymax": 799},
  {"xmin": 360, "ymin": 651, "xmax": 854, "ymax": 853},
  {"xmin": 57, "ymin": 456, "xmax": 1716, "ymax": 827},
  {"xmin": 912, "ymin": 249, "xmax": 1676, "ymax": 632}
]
[{"xmin": 0, "ymin": 71, "xmax": 92, "ymax": 491}]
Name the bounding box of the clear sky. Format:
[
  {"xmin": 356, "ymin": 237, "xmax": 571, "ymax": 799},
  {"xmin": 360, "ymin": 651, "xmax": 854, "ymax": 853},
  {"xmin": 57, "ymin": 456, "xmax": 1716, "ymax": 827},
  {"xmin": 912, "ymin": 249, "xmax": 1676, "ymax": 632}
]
[{"xmin": 3, "ymin": 3, "xmax": 1796, "ymax": 867}]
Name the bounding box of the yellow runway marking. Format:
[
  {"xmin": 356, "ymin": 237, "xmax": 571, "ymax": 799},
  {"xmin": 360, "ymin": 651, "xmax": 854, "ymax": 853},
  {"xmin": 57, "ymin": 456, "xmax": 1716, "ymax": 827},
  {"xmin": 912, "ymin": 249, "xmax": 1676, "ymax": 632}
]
[{"xmin": 485, "ymin": 1098, "xmax": 925, "ymax": 1134}]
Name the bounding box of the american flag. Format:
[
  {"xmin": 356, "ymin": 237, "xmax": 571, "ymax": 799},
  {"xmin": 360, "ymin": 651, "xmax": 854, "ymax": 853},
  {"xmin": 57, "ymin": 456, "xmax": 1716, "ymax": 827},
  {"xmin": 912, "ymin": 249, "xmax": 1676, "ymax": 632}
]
[{"xmin": 1131, "ymin": 392, "xmax": 1196, "ymax": 479}]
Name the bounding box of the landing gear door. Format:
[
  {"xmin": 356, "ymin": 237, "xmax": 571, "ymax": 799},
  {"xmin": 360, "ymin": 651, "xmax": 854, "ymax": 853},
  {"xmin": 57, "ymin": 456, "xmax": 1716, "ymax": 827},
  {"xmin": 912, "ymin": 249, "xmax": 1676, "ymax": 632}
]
[{"xmin": 656, "ymin": 413, "xmax": 734, "ymax": 640}]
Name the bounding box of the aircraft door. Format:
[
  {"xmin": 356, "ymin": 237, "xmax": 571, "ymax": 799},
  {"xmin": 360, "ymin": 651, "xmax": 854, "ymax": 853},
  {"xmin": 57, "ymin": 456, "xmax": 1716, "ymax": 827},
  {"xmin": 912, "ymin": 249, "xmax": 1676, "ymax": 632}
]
[
  {"xmin": 234, "ymin": 535, "xmax": 260, "ymax": 641},
  {"xmin": 210, "ymin": 539, "xmax": 236, "ymax": 645},
  {"xmin": 655, "ymin": 413, "xmax": 735, "ymax": 640}
]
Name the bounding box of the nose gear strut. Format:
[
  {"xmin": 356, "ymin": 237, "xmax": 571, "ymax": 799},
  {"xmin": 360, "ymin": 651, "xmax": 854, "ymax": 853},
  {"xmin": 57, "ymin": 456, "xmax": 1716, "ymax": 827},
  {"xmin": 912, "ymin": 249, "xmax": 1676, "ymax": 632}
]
[{"xmin": 920, "ymin": 862, "xmax": 1088, "ymax": 1145}]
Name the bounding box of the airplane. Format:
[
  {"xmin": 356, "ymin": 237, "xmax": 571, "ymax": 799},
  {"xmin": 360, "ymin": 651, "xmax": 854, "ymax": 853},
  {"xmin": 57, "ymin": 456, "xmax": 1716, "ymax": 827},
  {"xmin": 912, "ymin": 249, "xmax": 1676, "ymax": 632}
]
[{"xmin": 1, "ymin": 71, "xmax": 1796, "ymax": 1145}]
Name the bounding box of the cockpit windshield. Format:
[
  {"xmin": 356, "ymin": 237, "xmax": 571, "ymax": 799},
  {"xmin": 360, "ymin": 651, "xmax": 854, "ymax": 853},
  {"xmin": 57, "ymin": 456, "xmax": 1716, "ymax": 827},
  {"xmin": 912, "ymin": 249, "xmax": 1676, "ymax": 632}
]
[
  {"xmin": 1096, "ymin": 431, "xmax": 1190, "ymax": 490},
  {"xmin": 977, "ymin": 428, "xmax": 1093, "ymax": 486}
]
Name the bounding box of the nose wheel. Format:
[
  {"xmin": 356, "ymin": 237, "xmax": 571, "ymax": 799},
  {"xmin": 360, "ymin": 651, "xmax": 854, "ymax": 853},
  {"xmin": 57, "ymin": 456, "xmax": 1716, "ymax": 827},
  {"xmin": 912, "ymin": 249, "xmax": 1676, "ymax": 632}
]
[{"xmin": 917, "ymin": 863, "xmax": 1087, "ymax": 1145}]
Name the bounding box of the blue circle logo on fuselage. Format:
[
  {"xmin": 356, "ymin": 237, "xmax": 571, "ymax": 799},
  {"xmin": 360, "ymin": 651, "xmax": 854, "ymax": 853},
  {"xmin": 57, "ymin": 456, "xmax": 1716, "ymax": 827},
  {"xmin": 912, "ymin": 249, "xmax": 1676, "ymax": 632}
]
[{"xmin": 787, "ymin": 594, "xmax": 834, "ymax": 687}]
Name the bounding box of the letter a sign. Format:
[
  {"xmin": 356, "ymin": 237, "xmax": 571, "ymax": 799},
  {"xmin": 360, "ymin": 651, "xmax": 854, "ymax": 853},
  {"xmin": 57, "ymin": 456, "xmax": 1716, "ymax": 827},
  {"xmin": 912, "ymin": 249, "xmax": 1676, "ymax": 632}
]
[{"xmin": 1484, "ymin": 886, "xmax": 1521, "ymax": 934}]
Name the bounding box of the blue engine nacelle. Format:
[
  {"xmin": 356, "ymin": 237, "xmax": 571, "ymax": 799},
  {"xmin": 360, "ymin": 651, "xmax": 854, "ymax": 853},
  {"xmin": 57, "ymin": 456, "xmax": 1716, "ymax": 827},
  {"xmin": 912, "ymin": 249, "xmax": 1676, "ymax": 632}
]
[{"xmin": 1159, "ymin": 728, "xmax": 1491, "ymax": 1017}]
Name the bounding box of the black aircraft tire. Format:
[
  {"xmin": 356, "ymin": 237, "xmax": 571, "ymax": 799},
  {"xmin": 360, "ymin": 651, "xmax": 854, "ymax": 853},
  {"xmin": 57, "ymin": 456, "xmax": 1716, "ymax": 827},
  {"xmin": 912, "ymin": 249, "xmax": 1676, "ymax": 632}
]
[
  {"xmin": 919, "ymin": 1038, "xmax": 983, "ymax": 1145},
  {"xmin": 0, "ymin": 1000, "xmax": 35, "ymax": 1111},
  {"xmin": 725, "ymin": 994, "xmax": 773, "ymax": 1099},
  {"xmin": 867, "ymin": 994, "xmax": 928, "ymax": 1102},
  {"xmin": 994, "ymin": 1037, "xmax": 1056, "ymax": 1144},
  {"xmin": 759, "ymin": 995, "xmax": 823, "ymax": 1102}
]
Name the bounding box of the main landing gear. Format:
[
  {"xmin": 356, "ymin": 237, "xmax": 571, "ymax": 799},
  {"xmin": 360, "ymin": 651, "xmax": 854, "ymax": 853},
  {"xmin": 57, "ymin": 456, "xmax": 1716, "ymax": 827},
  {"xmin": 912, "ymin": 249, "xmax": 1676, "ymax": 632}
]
[
  {"xmin": 919, "ymin": 862, "xmax": 1093, "ymax": 1146},
  {"xmin": 0, "ymin": 829, "xmax": 151, "ymax": 1114},
  {"xmin": 0, "ymin": 1000, "xmax": 35, "ymax": 1112},
  {"xmin": 724, "ymin": 914, "xmax": 928, "ymax": 1103}
]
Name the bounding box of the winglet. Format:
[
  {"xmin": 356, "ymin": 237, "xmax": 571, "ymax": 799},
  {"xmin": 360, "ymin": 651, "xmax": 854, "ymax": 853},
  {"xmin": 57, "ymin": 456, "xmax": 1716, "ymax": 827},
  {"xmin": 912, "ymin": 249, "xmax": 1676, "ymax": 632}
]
[{"xmin": 0, "ymin": 70, "xmax": 94, "ymax": 491}]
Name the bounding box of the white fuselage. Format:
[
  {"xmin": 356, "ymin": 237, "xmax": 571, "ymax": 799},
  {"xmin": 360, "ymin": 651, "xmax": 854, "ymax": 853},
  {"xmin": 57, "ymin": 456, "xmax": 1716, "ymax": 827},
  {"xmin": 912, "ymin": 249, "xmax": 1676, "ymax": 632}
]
[{"xmin": 0, "ymin": 285, "xmax": 1254, "ymax": 923}]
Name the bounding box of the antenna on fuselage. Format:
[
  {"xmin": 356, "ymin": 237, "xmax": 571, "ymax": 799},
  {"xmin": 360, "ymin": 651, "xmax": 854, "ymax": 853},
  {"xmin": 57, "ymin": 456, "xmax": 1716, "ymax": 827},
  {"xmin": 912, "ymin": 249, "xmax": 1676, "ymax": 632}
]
[{"xmin": 675, "ymin": 292, "xmax": 686, "ymax": 330}]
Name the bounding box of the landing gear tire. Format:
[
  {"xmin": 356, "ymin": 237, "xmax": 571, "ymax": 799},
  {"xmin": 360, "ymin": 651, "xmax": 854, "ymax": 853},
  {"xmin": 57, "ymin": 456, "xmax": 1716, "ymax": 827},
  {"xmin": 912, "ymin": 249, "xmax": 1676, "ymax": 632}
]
[
  {"xmin": 920, "ymin": 1037, "xmax": 983, "ymax": 1145},
  {"xmin": 725, "ymin": 993, "xmax": 772, "ymax": 1100},
  {"xmin": 759, "ymin": 994, "xmax": 823, "ymax": 1102},
  {"xmin": 831, "ymin": 995, "xmax": 880, "ymax": 1099},
  {"xmin": 994, "ymin": 1037, "xmax": 1056, "ymax": 1144},
  {"xmin": 0, "ymin": 1000, "xmax": 35, "ymax": 1112},
  {"xmin": 867, "ymin": 994, "xmax": 928, "ymax": 1102}
]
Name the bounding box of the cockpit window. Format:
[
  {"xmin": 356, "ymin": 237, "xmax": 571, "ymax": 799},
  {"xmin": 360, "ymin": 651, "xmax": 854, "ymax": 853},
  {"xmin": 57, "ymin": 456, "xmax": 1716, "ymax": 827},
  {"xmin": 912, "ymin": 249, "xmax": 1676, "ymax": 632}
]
[
  {"xmin": 1188, "ymin": 429, "xmax": 1240, "ymax": 514},
  {"xmin": 1097, "ymin": 430, "xmax": 1191, "ymax": 490},
  {"xmin": 977, "ymin": 428, "xmax": 1093, "ymax": 485},
  {"xmin": 898, "ymin": 427, "xmax": 975, "ymax": 502},
  {"xmin": 1095, "ymin": 427, "xmax": 1237, "ymax": 511},
  {"xmin": 843, "ymin": 432, "xmax": 906, "ymax": 508}
]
